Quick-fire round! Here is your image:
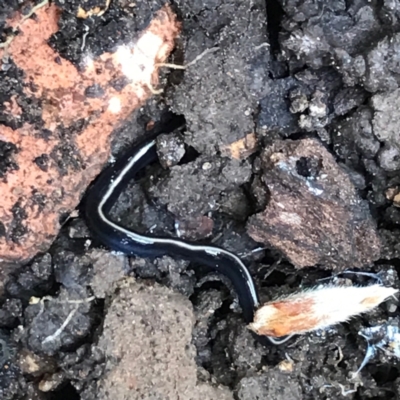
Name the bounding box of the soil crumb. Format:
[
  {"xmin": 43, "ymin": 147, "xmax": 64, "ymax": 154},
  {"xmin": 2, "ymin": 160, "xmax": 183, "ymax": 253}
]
[{"xmin": 81, "ymin": 280, "xmax": 233, "ymax": 400}]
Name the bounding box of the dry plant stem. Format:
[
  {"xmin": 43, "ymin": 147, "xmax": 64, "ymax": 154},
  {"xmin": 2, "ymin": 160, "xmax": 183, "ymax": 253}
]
[
  {"xmin": 156, "ymin": 47, "xmax": 219, "ymax": 70},
  {"xmin": 0, "ymin": 35, "xmax": 14, "ymax": 49},
  {"xmin": 338, "ymin": 384, "xmax": 357, "ymax": 397},
  {"xmin": 17, "ymin": 0, "xmax": 50, "ymax": 28},
  {"xmin": 333, "ymin": 344, "xmax": 344, "ymax": 366},
  {"xmin": 0, "ymin": 0, "xmax": 50, "ymax": 50},
  {"xmin": 29, "ymin": 295, "xmax": 96, "ymax": 344},
  {"xmin": 237, "ymin": 246, "xmax": 269, "ymax": 258},
  {"xmin": 42, "ymin": 307, "xmax": 78, "ymax": 344},
  {"xmin": 37, "ymin": 295, "xmax": 96, "ymax": 317},
  {"xmin": 263, "ymin": 256, "xmax": 283, "ymax": 280},
  {"xmin": 148, "ymin": 47, "xmax": 219, "ymax": 93},
  {"xmin": 30, "ymin": 295, "xmax": 96, "ymax": 306},
  {"xmin": 146, "ymin": 76, "xmax": 164, "ymax": 95},
  {"xmin": 249, "ymin": 285, "xmax": 398, "ymax": 337},
  {"xmin": 254, "ymin": 42, "xmax": 270, "ymax": 50}
]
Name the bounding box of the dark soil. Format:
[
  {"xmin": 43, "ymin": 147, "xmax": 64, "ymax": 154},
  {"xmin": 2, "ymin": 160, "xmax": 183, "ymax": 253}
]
[{"xmin": 1, "ymin": 0, "xmax": 400, "ymax": 399}]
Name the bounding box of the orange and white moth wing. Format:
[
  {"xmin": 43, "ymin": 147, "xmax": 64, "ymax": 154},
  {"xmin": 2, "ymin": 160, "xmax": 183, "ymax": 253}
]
[{"xmin": 248, "ymin": 285, "xmax": 398, "ymax": 338}]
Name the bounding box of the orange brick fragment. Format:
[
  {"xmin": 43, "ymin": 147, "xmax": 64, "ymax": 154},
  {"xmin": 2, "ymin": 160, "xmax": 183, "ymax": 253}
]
[{"xmin": 0, "ymin": 3, "xmax": 181, "ymax": 263}]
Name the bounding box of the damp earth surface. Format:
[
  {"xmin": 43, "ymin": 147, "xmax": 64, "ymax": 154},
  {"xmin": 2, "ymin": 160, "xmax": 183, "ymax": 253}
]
[{"xmin": 1, "ymin": 0, "xmax": 400, "ymax": 399}]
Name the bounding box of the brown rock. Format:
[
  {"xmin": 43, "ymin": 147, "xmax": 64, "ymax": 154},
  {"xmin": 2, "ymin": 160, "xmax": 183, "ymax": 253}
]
[
  {"xmin": 18, "ymin": 349, "xmax": 56, "ymax": 377},
  {"xmin": 220, "ymin": 132, "xmax": 258, "ymax": 160},
  {"xmin": 84, "ymin": 280, "xmax": 233, "ymax": 400},
  {"xmin": 247, "ymin": 138, "xmax": 381, "ymax": 269},
  {"xmin": 0, "ymin": 3, "xmax": 180, "ymax": 263},
  {"xmin": 175, "ymin": 215, "xmax": 215, "ymax": 240}
]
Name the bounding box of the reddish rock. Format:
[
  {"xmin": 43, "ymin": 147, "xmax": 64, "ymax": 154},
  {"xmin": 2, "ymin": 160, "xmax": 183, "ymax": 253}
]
[
  {"xmin": 247, "ymin": 138, "xmax": 381, "ymax": 269},
  {"xmin": 0, "ymin": 3, "xmax": 180, "ymax": 263},
  {"xmin": 176, "ymin": 215, "xmax": 215, "ymax": 241}
]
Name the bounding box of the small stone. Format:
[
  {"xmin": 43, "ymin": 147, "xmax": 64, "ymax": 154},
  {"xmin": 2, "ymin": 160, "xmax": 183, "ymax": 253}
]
[
  {"xmin": 278, "ymin": 359, "xmax": 294, "ymax": 373},
  {"xmin": 202, "ymin": 162, "xmax": 212, "ymax": 170},
  {"xmin": 378, "ymin": 145, "xmax": 400, "ymax": 172},
  {"xmin": 87, "ymin": 249, "xmax": 127, "ymax": 298},
  {"xmin": 386, "ymin": 187, "xmax": 400, "ymax": 202},
  {"xmin": 156, "ymin": 133, "xmax": 186, "ymax": 169},
  {"xmin": 289, "ymin": 88, "xmax": 308, "ymax": 114},
  {"xmin": 220, "ymin": 133, "xmax": 258, "ymax": 160},
  {"xmin": 247, "ymin": 138, "xmax": 381, "ymax": 269},
  {"xmin": 309, "ymin": 91, "xmax": 327, "ymax": 118},
  {"xmin": 18, "ymin": 349, "xmax": 56, "ymax": 376},
  {"xmin": 333, "ymin": 87, "xmax": 367, "ymax": 116},
  {"xmin": 38, "ymin": 372, "xmax": 64, "ymax": 392}
]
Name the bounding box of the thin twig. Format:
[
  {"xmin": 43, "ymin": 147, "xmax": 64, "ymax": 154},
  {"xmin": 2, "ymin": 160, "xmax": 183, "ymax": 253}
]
[
  {"xmin": 156, "ymin": 47, "xmax": 219, "ymax": 70},
  {"xmin": 30, "ymin": 295, "xmax": 95, "ymax": 305},
  {"xmin": 42, "ymin": 307, "xmax": 78, "ymax": 344},
  {"xmin": 0, "ymin": 35, "xmax": 14, "ymax": 49},
  {"xmin": 150, "ymin": 47, "xmax": 219, "ymax": 93},
  {"xmin": 29, "ymin": 295, "xmax": 96, "ymax": 345},
  {"xmin": 17, "ymin": 0, "xmax": 50, "ymax": 29},
  {"xmin": 254, "ymin": 42, "xmax": 270, "ymax": 50},
  {"xmin": 0, "ymin": 0, "xmax": 50, "ymax": 51}
]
